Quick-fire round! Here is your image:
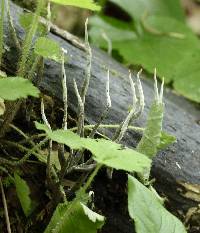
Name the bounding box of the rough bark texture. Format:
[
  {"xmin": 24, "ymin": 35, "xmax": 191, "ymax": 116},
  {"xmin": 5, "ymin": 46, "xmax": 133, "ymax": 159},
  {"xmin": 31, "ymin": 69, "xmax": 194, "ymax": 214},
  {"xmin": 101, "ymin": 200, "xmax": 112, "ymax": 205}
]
[{"xmin": 1, "ymin": 1, "xmax": 200, "ymax": 231}]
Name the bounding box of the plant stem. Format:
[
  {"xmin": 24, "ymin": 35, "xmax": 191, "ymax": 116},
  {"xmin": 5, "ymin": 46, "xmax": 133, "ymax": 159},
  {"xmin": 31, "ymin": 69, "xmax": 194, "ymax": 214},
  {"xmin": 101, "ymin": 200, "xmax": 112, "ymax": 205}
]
[
  {"xmin": 0, "ymin": 139, "xmax": 41, "ymax": 158},
  {"xmin": 18, "ymin": 0, "xmax": 45, "ymax": 77},
  {"xmin": 70, "ymin": 124, "xmax": 144, "ymax": 133},
  {"xmin": 82, "ymin": 163, "xmax": 102, "ymax": 193},
  {"xmin": 0, "ymin": 137, "xmax": 48, "ymax": 166}
]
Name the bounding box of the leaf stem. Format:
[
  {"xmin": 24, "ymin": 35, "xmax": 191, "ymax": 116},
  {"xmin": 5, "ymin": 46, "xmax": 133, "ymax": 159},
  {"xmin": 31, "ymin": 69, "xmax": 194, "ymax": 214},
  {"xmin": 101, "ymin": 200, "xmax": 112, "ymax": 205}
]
[{"xmin": 82, "ymin": 163, "xmax": 102, "ymax": 193}]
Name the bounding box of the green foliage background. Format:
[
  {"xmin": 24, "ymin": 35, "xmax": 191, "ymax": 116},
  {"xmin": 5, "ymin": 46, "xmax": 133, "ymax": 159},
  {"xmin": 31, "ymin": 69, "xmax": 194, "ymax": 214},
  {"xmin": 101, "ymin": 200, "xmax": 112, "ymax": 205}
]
[{"xmin": 90, "ymin": 0, "xmax": 200, "ymax": 103}]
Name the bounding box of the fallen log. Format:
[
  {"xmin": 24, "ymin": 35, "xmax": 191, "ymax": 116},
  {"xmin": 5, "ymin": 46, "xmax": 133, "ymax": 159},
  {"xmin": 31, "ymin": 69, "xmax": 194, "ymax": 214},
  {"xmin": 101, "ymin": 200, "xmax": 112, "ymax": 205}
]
[{"xmin": 2, "ymin": 1, "xmax": 200, "ymax": 231}]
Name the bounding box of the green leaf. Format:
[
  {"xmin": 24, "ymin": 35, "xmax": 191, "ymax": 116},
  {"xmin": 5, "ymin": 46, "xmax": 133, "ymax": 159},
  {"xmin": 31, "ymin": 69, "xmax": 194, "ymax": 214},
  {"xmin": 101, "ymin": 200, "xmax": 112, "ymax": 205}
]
[
  {"xmin": 158, "ymin": 132, "xmax": 176, "ymax": 150},
  {"xmin": 90, "ymin": 3, "xmax": 200, "ymax": 102},
  {"xmin": 14, "ymin": 173, "xmax": 32, "ymax": 217},
  {"xmin": 89, "ymin": 15, "xmax": 136, "ymax": 48},
  {"xmin": 50, "ymin": 0, "xmax": 101, "ymax": 11},
  {"xmin": 110, "ymin": 0, "xmax": 185, "ymax": 21},
  {"xmin": 44, "ymin": 202, "xmax": 104, "ymax": 233},
  {"xmin": 84, "ymin": 138, "xmax": 151, "ymax": 173},
  {"xmin": 35, "ymin": 121, "xmax": 51, "ymax": 133},
  {"xmin": 19, "ymin": 13, "xmax": 46, "ymax": 35},
  {"xmin": 113, "ymin": 16, "xmax": 200, "ymax": 83},
  {"xmin": 35, "ymin": 122, "xmax": 151, "ymax": 173},
  {"xmin": 0, "ymin": 77, "xmax": 40, "ymax": 100},
  {"xmin": 128, "ymin": 175, "xmax": 187, "ymax": 233},
  {"xmin": 172, "ymin": 51, "xmax": 200, "ymax": 102},
  {"xmin": 34, "ymin": 37, "xmax": 62, "ymax": 62},
  {"xmin": 113, "ymin": 16, "xmax": 200, "ymax": 102}
]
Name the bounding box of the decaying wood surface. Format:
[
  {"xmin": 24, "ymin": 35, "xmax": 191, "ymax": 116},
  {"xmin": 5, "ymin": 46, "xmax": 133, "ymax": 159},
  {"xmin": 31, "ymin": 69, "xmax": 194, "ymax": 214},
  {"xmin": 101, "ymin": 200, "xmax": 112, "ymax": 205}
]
[{"xmin": 2, "ymin": 1, "xmax": 200, "ymax": 227}]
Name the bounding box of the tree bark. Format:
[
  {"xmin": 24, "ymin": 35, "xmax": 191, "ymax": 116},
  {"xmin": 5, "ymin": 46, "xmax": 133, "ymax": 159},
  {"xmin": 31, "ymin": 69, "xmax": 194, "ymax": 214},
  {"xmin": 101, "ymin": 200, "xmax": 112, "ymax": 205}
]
[{"xmin": 1, "ymin": 1, "xmax": 200, "ymax": 230}]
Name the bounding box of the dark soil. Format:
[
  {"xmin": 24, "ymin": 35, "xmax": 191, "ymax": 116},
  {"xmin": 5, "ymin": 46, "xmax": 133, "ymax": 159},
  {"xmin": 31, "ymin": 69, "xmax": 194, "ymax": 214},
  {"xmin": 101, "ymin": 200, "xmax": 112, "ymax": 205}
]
[{"xmin": 93, "ymin": 170, "xmax": 134, "ymax": 233}]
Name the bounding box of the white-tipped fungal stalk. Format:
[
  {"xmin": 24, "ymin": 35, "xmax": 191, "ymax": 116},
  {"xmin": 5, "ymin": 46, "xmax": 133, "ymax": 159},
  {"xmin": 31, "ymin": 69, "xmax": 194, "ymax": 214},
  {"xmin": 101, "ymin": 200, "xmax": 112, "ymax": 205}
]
[
  {"xmin": 106, "ymin": 70, "xmax": 112, "ymax": 108},
  {"xmin": 61, "ymin": 49, "xmax": 68, "ymax": 130},
  {"xmin": 89, "ymin": 70, "xmax": 112, "ymax": 138},
  {"xmin": 81, "ymin": 18, "xmax": 92, "ymax": 105},
  {"xmin": 74, "ymin": 79, "xmax": 84, "ymax": 136},
  {"xmin": 113, "ymin": 70, "xmax": 145, "ymax": 143}
]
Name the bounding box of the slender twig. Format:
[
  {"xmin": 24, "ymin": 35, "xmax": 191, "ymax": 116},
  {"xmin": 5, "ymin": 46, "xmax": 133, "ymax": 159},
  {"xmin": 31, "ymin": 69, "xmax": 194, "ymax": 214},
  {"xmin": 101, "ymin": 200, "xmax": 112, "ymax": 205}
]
[
  {"xmin": 0, "ymin": 139, "xmax": 42, "ymax": 158},
  {"xmin": 18, "ymin": 133, "xmax": 46, "ymax": 144},
  {"xmin": 0, "ymin": 177, "xmax": 12, "ymax": 233},
  {"xmin": 41, "ymin": 98, "xmax": 52, "ymax": 181},
  {"xmin": 74, "ymin": 79, "xmax": 84, "ymax": 136},
  {"xmin": 15, "ymin": 137, "xmax": 48, "ymax": 165},
  {"xmin": 0, "ymin": 138, "xmax": 48, "ymax": 167},
  {"xmin": 66, "ymin": 163, "xmax": 97, "ymax": 174},
  {"xmin": 0, "ymin": 119, "xmax": 36, "ymax": 147}
]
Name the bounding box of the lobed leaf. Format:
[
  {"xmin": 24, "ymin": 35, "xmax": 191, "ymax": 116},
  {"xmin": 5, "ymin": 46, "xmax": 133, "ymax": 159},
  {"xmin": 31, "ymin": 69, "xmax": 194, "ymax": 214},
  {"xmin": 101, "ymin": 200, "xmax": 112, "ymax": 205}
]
[
  {"xmin": 158, "ymin": 131, "xmax": 176, "ymax": 150},
  {"xmin": 90, "ymin": 1, "xmax": 200, "ymax": 103},
  {"xmin": 89, "ymin": 15, "xmax": 136, "ymax": 49},
  {"xmin": 128, "ymin": 175, "xmax": 187, "ymax": 233},
  {"xmin": 0, "ymin": 77, "xmax": 40, "ymax": 100},
  {"xmin": 34, "ymin": 37, "xmax": 62, "ymax": 62},
  {"xmin": 110, "ymin": 0, "xmax": 185, "ymax": 21},
  {"xmin": 19, "ymin": 13, "xmax": 46, "ymax": 35},
  {"xmin": 14, "ymin": 173, "xmax": 32, "ymax": 217},
  {"xmin": 35, "ymin": 122, "xmax": 151, "ymax": 173},
  {"xmin": 50, "ymin": 0, "xmax": 101, "ymax": 11},
  {"xmin": 44, "ymin": 201, "xmax": 104, "ymax": 233}
]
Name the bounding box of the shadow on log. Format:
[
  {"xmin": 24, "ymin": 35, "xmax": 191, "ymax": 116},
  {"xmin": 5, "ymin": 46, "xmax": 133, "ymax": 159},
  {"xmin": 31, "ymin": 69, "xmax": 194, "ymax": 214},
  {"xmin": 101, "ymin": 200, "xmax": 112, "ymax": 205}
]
[{"xmin": 1, "ymin": 1, "xmax": 200, "ymax": 232}]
